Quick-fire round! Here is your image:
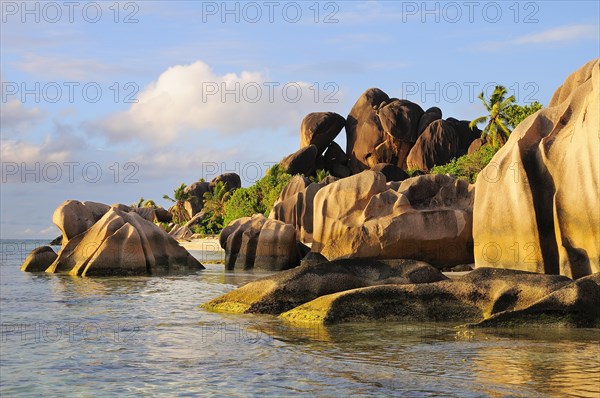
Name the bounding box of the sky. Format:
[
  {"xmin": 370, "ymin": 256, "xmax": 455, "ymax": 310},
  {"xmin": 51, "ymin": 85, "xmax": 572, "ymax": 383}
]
[{"xmin": 1, "ymin": 0, "xmax": 599, "ymax": 239}]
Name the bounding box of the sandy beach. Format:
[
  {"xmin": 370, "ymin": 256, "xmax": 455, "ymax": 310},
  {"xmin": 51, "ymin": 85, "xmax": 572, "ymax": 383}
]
[
  {"xmin": 179, "ymin": 237, "xmax": 223, "ymax": 252},
  {"xmin": 179, "ymin": 237, "xmax": 225, "ymax": 264}
]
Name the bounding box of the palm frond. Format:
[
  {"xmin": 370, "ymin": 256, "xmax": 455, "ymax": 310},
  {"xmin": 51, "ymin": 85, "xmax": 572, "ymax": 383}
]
[{"xmin": 469, "ymin": 116, "xmax": 488, "ymax": 129}]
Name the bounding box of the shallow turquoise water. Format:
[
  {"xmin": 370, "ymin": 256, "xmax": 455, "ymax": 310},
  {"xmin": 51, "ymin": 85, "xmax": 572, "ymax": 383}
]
[{"xmin": 1, "ymin": 240, "xmax": 599, "ymax": 397}]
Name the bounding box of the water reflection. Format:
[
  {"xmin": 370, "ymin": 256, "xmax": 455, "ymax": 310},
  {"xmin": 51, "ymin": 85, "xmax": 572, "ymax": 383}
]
[{"xmin": 2, "ymin": 246, "xmax": 599, "ymax": 397}]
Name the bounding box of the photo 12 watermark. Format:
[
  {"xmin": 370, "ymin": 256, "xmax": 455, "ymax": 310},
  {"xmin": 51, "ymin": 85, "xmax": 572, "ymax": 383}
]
[
  {"xmin": 199, "ymin": 321, "xmax": 324, "ymax": 344},
  {"xmin": 1, "ymin": 81, "xmax": 139, "ymax": 104},
  {"xmin": 198, "ymin": 161, "xmax": 279, "ymax": 183},
  {"xmin": 1, "ymin": 1, "xmax": 140, "ymax": 24},
  {"xmin": 1, "ymin": 321, "xmax": 144, "ymax": 344},
  {"xmin": 199, "ymin": 1, "xmax": 340, "ymax": 24},
  {"xmin": 399, "ymin": 1, "xmax": 540, "ymax": 24},
  {"xmin": 400, "ymin": 81, "xmax": 539, "ymax": 104},
  {"xmin": 200, "ymin": 81, "xmax": 340, "ymax": 104},
  {"xmin": 1, "ymin": 162, "xmax": 140, "ymax": 184}
]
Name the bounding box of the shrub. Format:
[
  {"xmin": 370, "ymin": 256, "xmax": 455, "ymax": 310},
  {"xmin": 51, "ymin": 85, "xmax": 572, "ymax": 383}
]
[
  {"xmin": 223, "ymin": 164, "xmax": 291, "ymax": 226},
  {"xmin": 430, "ymin": 145, "xmax": 500, "ymax": 183}
]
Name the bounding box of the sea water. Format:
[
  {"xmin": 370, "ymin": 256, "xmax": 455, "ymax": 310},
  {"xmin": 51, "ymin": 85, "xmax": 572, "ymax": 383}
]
[{"xmin": 1, "ymin": 240, "xmax": 599, "ymax": 397}]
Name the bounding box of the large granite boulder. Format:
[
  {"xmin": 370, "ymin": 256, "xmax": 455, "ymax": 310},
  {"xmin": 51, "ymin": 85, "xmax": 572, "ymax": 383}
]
[
  {"xmin": 42, "ymin": 207, "xmax": 203, "ymax": 276},
  {"xmin": 417, "ymin": 106, "xmax": 442, "ymax": 136},
  {"xmin": 220, "ymin": 214, "xmax": 302, "ymax": 271},
  {"xmin": 300, "ymin": 112, "xmax": 346, "ymax": 154},
  {"xmin": 467, "ymin": 138, "xmax": 486, "ymax": 154},
  {"xmin": 280, "ymin": 268, "xmax": 599, "ymax": 326},
  {"xmin": 169, "ymin": 224, "xmax": 193, "ymax": 240},
  {"xmin": 210, "ymin": 173, "xmax": 241, "ymax": 192},
  {"xmin": 405, "ymin": 119, "xmax": 459, "ymax": 172},
  {"xmin": 447, "ymin": 117, "xmax": 481, "ymax": 156},
  {"xmin": 52, "ymin": 200, "xmax": 110, "ymax": 244},
  {"xmin": 280, "ymin": 145, "xmax": 319, "ymax": 176},
  {"xmin": 345, "ymin": 88, "xmax": 424, "ymax": 173},
  {"xmin": 203, "ymin": 258, "xmax": 446, "ymax": 314},
  {"xmin": 20, "ymin": 246, "xmax": 58, "ymax": 272},
  {"xmin": 184, "ymin": 181, "xmax": 210, "ymax": 217},
  {"xmin": 154, "ymin": 207, "xmax": 173, "ymax": 223},
  {"xmin": 269, "ymin": 175, "xmax": 337, "ymax": 243},
  {"xmin": 371, "ymin": 163, "xmax": 410, "ymax": 182},
  {"xmin": 474, "ymin": 58, "xmax": 600, "ymax": 279},
  {"xmin": 323, "ymin": 141, "xmax": 351, "ymax": 178},
  {"xmin": 312, "ymin": 171, "xmax": 474, "ymax": 267},
  {"xmin": 52, "ymin": 200, "xmax": 174, "ymax": 246}
]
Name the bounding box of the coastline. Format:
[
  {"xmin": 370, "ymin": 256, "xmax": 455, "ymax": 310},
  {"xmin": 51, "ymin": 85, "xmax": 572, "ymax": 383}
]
[
  {"xmin": 179, "ymin": 237, "xmax": 225, "ymax": 264},
  {"xmin": 179, "ymin": 237, "xmax": 223, "ymax": 252}
]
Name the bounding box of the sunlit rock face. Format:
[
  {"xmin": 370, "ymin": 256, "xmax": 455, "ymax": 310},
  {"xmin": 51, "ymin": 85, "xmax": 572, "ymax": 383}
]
[{"xmin": 474, "ymin": 58, "xmax": 600, "ymax": 279}]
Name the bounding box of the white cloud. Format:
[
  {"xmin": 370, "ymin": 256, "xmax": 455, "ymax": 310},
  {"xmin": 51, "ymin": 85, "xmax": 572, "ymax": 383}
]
[
  {"xmin": 511, "ymin": 24, "xmax": 599, "ymax": 45},
  {"xmin": 40, "ymin": 225, "xmax": 59, "ymax": 236},
  {"xmin": 0, "ymin": 100, "xmax": 46, "ymax": 136},
  {"xmin": 475, "ymin": 24, "xmax": 599, "ymax": 51},
  {"xmin": 17, "ymin": 54, "xmax": 134, "ymax": 81},
  {"xmin": 0, "ymin": 136, "xmax": 71, "ymax": 168},
  {"xmin": 95, "ymin": 60, "xmax": 334, "ymax": 145}
]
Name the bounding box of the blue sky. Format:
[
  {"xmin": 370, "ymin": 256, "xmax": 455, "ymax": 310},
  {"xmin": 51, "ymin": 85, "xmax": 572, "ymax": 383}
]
[{"xmin": 1, "ymin": 0, "xmax": 599, "ymax": 239}]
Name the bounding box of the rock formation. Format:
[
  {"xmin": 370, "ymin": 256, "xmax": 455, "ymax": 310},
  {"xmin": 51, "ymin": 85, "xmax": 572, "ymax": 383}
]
[
  {"xmin": 205, "ymin": 264, "xmax": 599, "ymax": 327},
  {"xmin": 269, "ymin": 175, "xmax": 338, "ymax": 243},
  {"xmin": 203, "ymin": 258, "xmax": 446, "ymax": 314},
  {"xmin": 53, "ymin": 200, "xmax": 172, "ymax": 244},
  {"xmin": 210, "ymin": 173, "xmax": 241, "ymax": 192},
  {"xmin": 370, "ymin": 163, "xmax": 410, "ymax": 182},
  {"xmin": 42, "ymin": 207, "xmax": 203, "ymax": 276},
  {"xmin": 312, "ymin": 171, "xmax": 474, "ymax": 267},
  {"xmin": 300, "ymin": 112, "xmax": 345, "ymax": 154},
  {"xmin": 20, "ymin": 246, "xmax": 58, "ymax": 272},
  {"xmin": 23, "ymin": 202, "xmax": 203, "ymax": 276},
  {"xmin": 53, "ymin": 200, "xmax": 110, "ymax": 244},
  {"xmin": 183, "ymin": 181, "xmax": 211, "ymax": 217},
  {"xmin": 280, "ymin": 145, "xmax": 319, "ymax": 176},
  {"xmin": 473, "ymin": 58, "xmax": 599, "ymax": 279},
  {"xmin": 281, "ymin": 268, "xmax": 599, "ymax": 326},
  {"xmin": 219, "ymin": 214, "xmax": 304, "ymax": 271},
  {"xmin": 345, "ymin": 89, "xmax": 424, "ymax": 173}
]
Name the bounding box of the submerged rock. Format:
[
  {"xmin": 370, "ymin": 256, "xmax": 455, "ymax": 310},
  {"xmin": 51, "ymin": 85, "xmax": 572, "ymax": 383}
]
[
  {"xmin": 280, "ymin": 268, "xmax": 599, "ymax": 327},
  {"xmin": 20, "ymin": 246, "xmax": 58, "ymax": 272},
  {"xmin": 203, "ymin": 258, "xmax": 446, "ymax": 315}
]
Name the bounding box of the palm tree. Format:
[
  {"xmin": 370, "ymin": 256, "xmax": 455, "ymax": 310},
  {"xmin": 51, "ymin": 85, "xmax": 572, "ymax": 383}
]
[
  {"xmin": 143, "ymin": 199, "xmax": 157, "ymax": 209},
  {"xmin": 132, "ymin": 197, "xmax": 145, "ymax": 208},
  {"xmin": 469, "ymin": 85, "xmax": 515, "ymax": 148},
  {"xmin": 163, "ymin": 183, "xmax": 195, "ymax": 224},
  {"xmin": 132, "ymin": 197, "xmax": 158, "ymax": 209},
  {"xmin": 202, "ymin": 181, "xmax": 231, "ymax": 226}
]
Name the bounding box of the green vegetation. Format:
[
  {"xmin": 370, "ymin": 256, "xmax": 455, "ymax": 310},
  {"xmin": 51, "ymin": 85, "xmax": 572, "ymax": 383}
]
[
  {"xmin": 504, "ymin": 101, "xmax": 543, "ymax": 128},
  {"xmin": 162, "ymin": 183, "xmax": 195, "ymax": 224},
  {"xmin": 433, "ymin": 89, "xmax": 544, "ymax": 184},
  {"xmin": 311, "ymin": 169, "xmax": 330, "ymax": 183},
  {"xmin": 194, "ymin": 181, "xmax": 232, "ymax": 234},
  {"xmin": 469, "ymin": 85, "xmax": 515, "ymax": 148},
  {"xmin": 223, "ymin": 164, "xmax": 291, "ymax": 226},
  {"xmin": 430, "ymin": 145, "xmax": 500, "ymax": 183},
  {"xmin": 132, "ymin": 197, "xmax": 157, "ymax": 209}
]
